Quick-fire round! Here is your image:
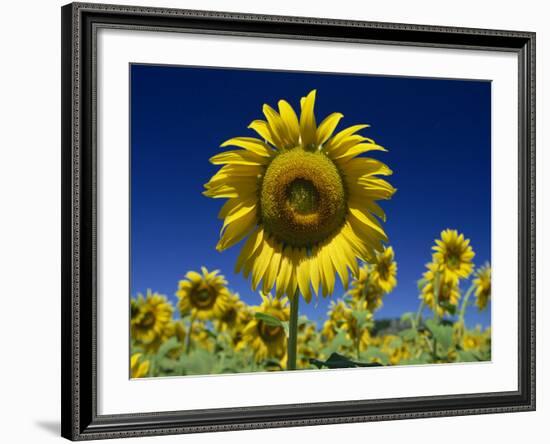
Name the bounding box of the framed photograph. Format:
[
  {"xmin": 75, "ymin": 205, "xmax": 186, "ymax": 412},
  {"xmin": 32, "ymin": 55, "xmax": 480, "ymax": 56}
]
[{"xmin": 61, "ymin": 2, "xmax": 536, "ymax": 440}]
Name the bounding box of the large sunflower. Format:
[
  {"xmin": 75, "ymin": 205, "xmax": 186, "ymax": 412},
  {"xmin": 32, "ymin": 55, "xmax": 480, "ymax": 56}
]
[
  {"xmin": 241, "ymin": 293, "xmax": 290, "ymax": 365},
  {"xmin": 432, "ymin": 229, "xmax": 475, "ymax": 283},
  {"xmin": 473, "ymin": 263, "xmax": 491, "ymax": 311},
  {"xmin": 204, "ymin": 90, "xmax": 395, "ymax": 301},
  {"xmin": 176, "ymin": 267, "xmax": 230, "ymax": 320},
  {"xmin": 130, "ymin": 290, "xmax": 174, "ymax": 345}
]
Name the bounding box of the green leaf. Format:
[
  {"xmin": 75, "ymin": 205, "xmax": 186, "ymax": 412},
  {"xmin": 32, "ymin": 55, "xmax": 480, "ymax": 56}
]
[
  {"xmin": 425, "ymin": 319, "xmax": 453, "ymax": 352},
  {"xmin": 310, "ymin": 352, "xmax": 383, "ymax": 369},
  {"xmin": 352, "ymin": 309, "xmax": 372, "ymax": 330},
  {"xmin": 321, "ymin": 329, "xmax": 353, "ymax": 356},
  {"xmin": 399, "ymin": 328, "xmax": 418, "ymax": 341},
  {"xmin": 156, "ymin": 337, "xmax": 181, "ymax": 358},
  {"xmin": 255, "ymin": 312, "xmax": 284, "ymax": 327},
  {"xmin": 439, "ymin": 301, "xmax": 458, "ymax": 315},
  {"xmin": 457, "ymin": 350, "xmax": 479, "ymax": 362},
  {"xmin": 360, "ymin": 347, "xmax": 390, "ymax": 365}
]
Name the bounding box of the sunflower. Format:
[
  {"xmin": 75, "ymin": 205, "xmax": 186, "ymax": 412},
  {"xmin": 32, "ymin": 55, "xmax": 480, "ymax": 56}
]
[
  {"xmin": 188, "ymin": 321, "xmax": 215, "ymax": 352},
  {"xmin": 380, "ymin": 335, "xmax": 412, "ymax": 365},
  {"xmin": 141, "ymin": 321, "xmax": 177, "ymax": 355},
  {"xmin": 340, "ymin": 299, "xmax": 373, "ymax": 352},
  {"xmin": 297, "ymin": 321, "xmax": 321, "ymax": 369},
  {"xmin": 473, "ymin": 264, "xmax": 491, "ymax": 311},
  {"xmin": 370, "ymin": 246, "xmax": 397, "ymax": 293},
  {"xmin": 421, "ymin": 262, "xmax": 460, "ymax": 316},
  {"xmin": 322, "ymin": 299, "xmax": 371, "ymax": 353},
  {"xmin": 204, "ymin": 90, "xmax": 395, "ymax": 301},
  {"xmin": 321, "ymin": 300, "xmax": 349, "ymax": 342},
  {"xmin": 130, "ymin": 353, "xmax": 150, "ymax": 378},
  {"xmin": 176, "ymin": 267, "xmax": 230, "ymax": 320},
  {"xmin": 432, "ymin": 229, "xmax": 475, "ymax": 283},
  {"xmin": 215, "ymin": 292, "xmax": 248, "ymax": 332},
  {"xmin": 130, "ymin": 290, "xmax": 174, "ymax": 345},
  {"xmin": 347, "ymin": 264, "xmax": 385, "ymax": 312},
  {"xmin": 241, "ymin": 294, "xmax": 290, "ymax": 365}
]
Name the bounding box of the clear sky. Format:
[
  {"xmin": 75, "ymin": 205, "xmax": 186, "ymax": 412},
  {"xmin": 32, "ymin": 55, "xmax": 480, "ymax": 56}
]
[{"xmin": 130, "ymin": 64, "xmax": 491, "ymax": 329}]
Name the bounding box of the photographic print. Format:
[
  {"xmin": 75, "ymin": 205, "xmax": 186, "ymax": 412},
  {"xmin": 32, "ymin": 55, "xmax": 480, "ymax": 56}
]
[{"xmin": 129, "ymin": 64, "xmax": 492, "ymax": 379}]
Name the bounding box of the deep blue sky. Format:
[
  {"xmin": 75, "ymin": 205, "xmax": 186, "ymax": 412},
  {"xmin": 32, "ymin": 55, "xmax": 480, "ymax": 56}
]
[{"xmin": 130, "ymin": 64, "xmax": 491, "ymax": 328}]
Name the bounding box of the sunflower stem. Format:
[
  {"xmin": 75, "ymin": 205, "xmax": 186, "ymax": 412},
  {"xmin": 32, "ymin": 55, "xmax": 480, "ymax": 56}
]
[
  {"xmin": 458, "ymin": 283, "xmax": 476, "ymax": 335},
  {"xmin": 414, "ymin": 301, "xmax": 425, "ymax": 330},
  {"xmin": 433, "ymin": 271, "xmax": 441, "ymax": 322},
  {"xmin": 287, "ymin": 289, "xmax": 300, "ymax": 371},
  {"xmin": 185, "ymin": 313, "xmax": 196, "ymax": 355}
]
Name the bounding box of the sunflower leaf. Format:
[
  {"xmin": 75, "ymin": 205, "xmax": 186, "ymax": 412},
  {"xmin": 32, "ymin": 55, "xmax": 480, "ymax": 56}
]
[
  {"xmin": 310, "ymin": 352, "xmax": 383, "ymax": 369},
  {"xmin": 254, "ymin": 312, "xmax": 284, "ymax": 327}
]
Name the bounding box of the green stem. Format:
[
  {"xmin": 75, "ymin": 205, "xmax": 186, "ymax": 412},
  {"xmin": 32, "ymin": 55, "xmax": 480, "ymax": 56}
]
[
  {"xmin": 185, "ymin": 313, "xmax": 195, "ymax": 355},
  {"xmin": 414, "ymin": 301, "xmax": 425, "ymax": 330},
  {"xmin": 433, "ymin": 271, "xmax": 441, "ymax": 322},
  {"xmin": 287, "ymin": 289, "xmax": 300, "ymax": 370},
  {"xmin": 459, "ymin": 283, "xmax": 476, "ymax": 326}
]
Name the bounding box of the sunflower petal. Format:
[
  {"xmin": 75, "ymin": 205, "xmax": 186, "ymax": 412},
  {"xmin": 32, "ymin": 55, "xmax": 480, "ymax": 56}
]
[
  {"xmin": 235, "ymin": 227, "xmax": 264, "ymax": 273},
  {"xmin": 263, "ymin": 104, "xmax": 290, "ymax": 148},
  {"xmin": 278, "ymin": 99, "xmax": 300, "ymax": 146},
  {"xmin": 251, "ymin": 240, "xmax": 274, "ymax": 290},
  {"xmin": 217, "ymin": 208, "xmax": 257, "ymax": 251},
  {"xmin": 210, "ymin": 150, "xmax": 268, "ymax": 166},
  {"xmin": 296, "ymin": 248, "xmax": 311, "ymax": 303},
  {"xmin": 299, "ymin": 90, "xmax": 317, "ymax": 147},
  {"xmin": 248, "ymin": 120, "xmax": 278, "ymax": 148},
  {"xmin": 316, "ymin": 112, "xmax": 343, "ymax": 146},
  {"xmin": 263, "ymin": 239, "xmax": 282, "ymax": 294},
  {"xmin": 221, "ymin": 137, "xmax": 273, "ymax": 157}
]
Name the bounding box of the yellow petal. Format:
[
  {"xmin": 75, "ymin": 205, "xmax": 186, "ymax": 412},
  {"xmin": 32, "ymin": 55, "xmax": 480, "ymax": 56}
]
[
  {"xmin": 217, "ymin": 208, "xmax": 257, "ymax": 251},
  {"xmin": 299, "ymin": 90, "xmax": 317, "ymax": 147},
  {"xmin": 324, "ymin": 124, "xmax": 369, "ymax": 152},
  {"xmin": 263, "ymin": 104, "xmax": 289, "ymax": 148},
  {"xmin": 296, "ymin": 248, "xmax": 311, "ymax": 303},
  {"xmin": 248, "ymin": 120, "xmax": 277, "ymax": 147},
  {"xmin": 318, "ymin": 242, "xmax": 335, "ymax": 297},
  {"xmin": 332, "ymin": 143, "xmax": 386, "ymax": 162},
  {"xmin": 210, "ymin": 150, "xmax": 268, "ymax": 166},
  {"xmin": 278, "ymin": 100, "xmax": 300, "ymax": 145},
  {"xmin": 235, "ymin": 227, "xmax": 264, "ymax": 273},
  {"xmin": 221, "ymin": 199, "xmax": 256, "ymax": 229},
  {"xmin": 221, "ymin": 137, "xmax": 273, "ymax": 157},
  {"xmin": 328, "ymin": 238, "xmax": 349, "ymax": 289},
  {"xmin": 275, "ymin": 249, "xmax": 292, "ymax": 299},
  {"xmin": 316, "ymin": 112, "xmax": 343, "ymax": 146},
  {"xmin": 251, "ymin": 240, "xmax": 274, "ymax": 290},
  {"xmin": 263, "ymin": 239, "xmax": 282, "ymax": 294}
]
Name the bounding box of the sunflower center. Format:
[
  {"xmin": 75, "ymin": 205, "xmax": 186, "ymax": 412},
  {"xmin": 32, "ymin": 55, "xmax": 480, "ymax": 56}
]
[
  {"xmin": 260, "ymin": 148, "xmax": 346, "ymax": 247},
  {"xmin": 258, "ymin": 321, "xmax": 283, "ymax": 343},
  {"xmin": 141, "ymin": 311, "xmax": 155, "ymax": 328},
  {"xmin": 287, "ymin": 179, "xmax": 319, "ymax": 214},
  {"xmin": 190, "ymin": 286, "xmax": 216, "ymax": 310},
  {"xmin": 446, "ymin": 252, "xmax": 460, "ymax": 269},
  {"xmin": 221, "ymin": 307, "xmax": 237, "ymax": 325},
  {"xmin": 377, "ymin": 263, "xmax": 389, "ymax": 280}
]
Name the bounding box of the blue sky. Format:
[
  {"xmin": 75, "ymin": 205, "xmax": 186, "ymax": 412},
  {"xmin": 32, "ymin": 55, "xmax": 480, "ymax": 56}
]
[{"xmin": 130, "ymin": 64, "xmax": 491, "ymax": 328}]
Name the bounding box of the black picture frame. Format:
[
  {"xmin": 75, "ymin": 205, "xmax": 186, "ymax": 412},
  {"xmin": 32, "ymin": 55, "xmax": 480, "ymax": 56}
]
[{"xmin": 61, "ymin": 2, "xmax": 536, "ymax": 440}]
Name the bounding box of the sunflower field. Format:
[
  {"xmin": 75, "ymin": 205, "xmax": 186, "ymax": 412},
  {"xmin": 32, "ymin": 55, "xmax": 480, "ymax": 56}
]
[
  {"xmin": 130, "ymin": 231, "xmax": 491, "ymax": 378},
  {"xmin": 130, "ymin": 90, "xmax": 491, "ymax": 378}
]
